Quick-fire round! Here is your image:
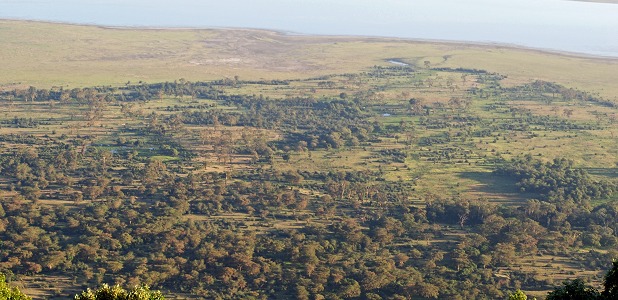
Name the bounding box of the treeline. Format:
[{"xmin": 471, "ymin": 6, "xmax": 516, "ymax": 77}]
[
  {"xmin": 495, "ymin": 156, "xmax": 615, "ymax": 204},
  {"xmin": 504, "ymin": 80, "xmax": 616, "ymax": 107}
]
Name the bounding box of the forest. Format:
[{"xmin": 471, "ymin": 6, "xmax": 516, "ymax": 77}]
[{"xmin": 0, "ymin": 63, "xmax": 617, "ymax": 299}]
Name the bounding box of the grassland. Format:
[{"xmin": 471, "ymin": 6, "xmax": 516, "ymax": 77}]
[{"xmin": 1, "ymin": 20, "xmax": 617, "ymax": 99}]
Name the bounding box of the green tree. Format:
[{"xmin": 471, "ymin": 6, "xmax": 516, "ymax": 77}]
[
  {"xmin": 0, "ymin": 274, "xmax": 31, "ymax": 300},
  {"xmin": 604, "ymin": 260, "xmax": 618, "ymax": 299},
  {"xmin": 74, "ymin": 284, "xmax": 164, "ymax": 300},
  {"xmin": 338, "ymin": 279, "xmax": 361, "ymax": 298},
  {"xmin": 546, "ymin": 279, "xmax": 600, "ymax": 300},
  {"xmin": 509, "ymin": 290, "xmax": 528, "ymax": 300}
]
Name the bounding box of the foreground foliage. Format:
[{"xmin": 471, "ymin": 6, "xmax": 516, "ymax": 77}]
[
  {"xmin": 74, "ymin": 284, "xmax": 163, "ymax": 300},
  {"xmin": 546, "ymin": 279, "xmax": 601, "ymax": 300},
  {"xmin": 0, "ymin": 274, "xmax": 31, "ymax": 300},
  {"xmin": 604, "ymin": 261, "xmax": 618, "ymax": 299}
]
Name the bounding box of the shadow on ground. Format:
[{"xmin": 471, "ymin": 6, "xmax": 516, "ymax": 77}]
[{"xmin": 459, "ymin": 171, "xmax": 539, "ymax": 205}]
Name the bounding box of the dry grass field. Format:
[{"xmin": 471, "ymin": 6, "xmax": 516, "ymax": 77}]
[{"xmin": 1, "ymin": 20, "xmax": 617, "ymax": 99}]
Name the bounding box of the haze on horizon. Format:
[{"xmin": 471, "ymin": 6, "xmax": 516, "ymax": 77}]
[{"xmin": 1, "ymin": 0, "xmax": 617, "ymax": 57}]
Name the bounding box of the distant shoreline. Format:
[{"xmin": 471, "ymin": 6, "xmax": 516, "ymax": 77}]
[
  {"xmin": 1, "ymin": 18, "xmax": 617, "ymax": 62},
  {"xmin": 7, "ymin": 19, "xmax": 618, "ymax": 62}
]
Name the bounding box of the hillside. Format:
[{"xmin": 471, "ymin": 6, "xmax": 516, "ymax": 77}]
[
  {"xmin": 1, "ymin": 20, "xmax": 617, "ymax": 98},
  {"xmin": 0, "ymin": 20, "xmax": 617, "ymax": 299}
]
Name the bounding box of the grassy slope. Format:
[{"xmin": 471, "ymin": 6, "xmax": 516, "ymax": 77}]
[{"xmin": 1, "ymin": 20, "xmax": 617, "ymax": 100}]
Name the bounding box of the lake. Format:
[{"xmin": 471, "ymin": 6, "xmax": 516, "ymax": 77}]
[{"xmin": 1, "ymin": 0, "xmax": 617, "ymax": 57}]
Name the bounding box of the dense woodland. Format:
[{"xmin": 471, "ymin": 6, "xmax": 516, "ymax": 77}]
[{"xmin": 0, "ymin": 64, "xmax": 617, "ymax": 299}]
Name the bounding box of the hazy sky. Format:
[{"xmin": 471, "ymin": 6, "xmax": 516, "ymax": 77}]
[
  {"xmin": 1, "ymin": 0, "xmax": 615, "ymax": 28},
  {"xmin": 1, "ymin": 0, "xmax": 617, "ymax": 56}
]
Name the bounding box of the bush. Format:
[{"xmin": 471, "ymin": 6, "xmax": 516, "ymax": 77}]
[
  {"xmin": 74, "ymin": 284, "xmax": 164, "ymax": 300},
  {"xmin": 0, "ymin": 274, "xmax": 31, "ymax": 300}
]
